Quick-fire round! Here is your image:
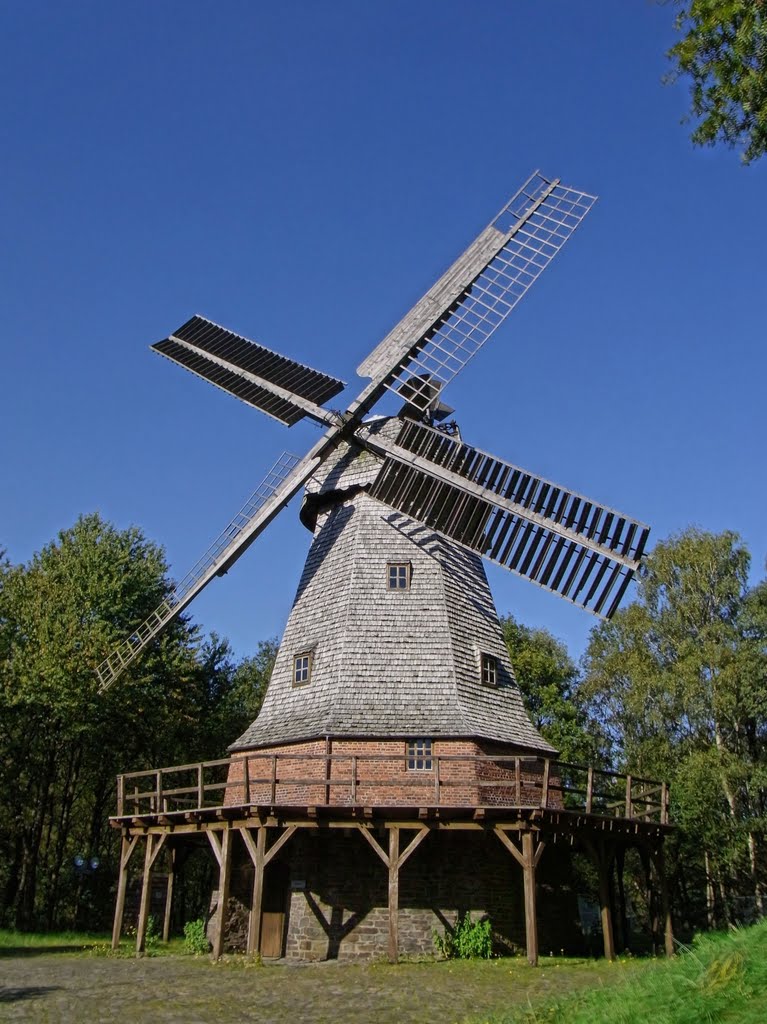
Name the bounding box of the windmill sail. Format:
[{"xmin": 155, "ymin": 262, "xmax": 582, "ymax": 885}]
[
  {"xmin": 95, "ymin": 449, "xmax": 321, "ymax": 692},
  {"xmin": 153, "ymin": 315, "xmax": 345, "ymax": 426},
  {"xmin": 362, "ymin": 420, "xmax": 648, "ymax": 618},
  {"xmin": 356, "ymin": 172, "xmax": 596, "ymax": 412}
]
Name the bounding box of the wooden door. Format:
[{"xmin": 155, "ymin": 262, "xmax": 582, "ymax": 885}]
[{"xmin": 260, "ymin": 860, "xmax": 289, "ymax": 958}]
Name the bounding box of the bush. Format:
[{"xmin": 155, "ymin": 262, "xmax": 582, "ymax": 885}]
[
  {"xmin": 183, "ymin": 918, "xmax": 210, "ymax": 955},
  {"xmin": 434, "ymin": 913, "xmax": 493, "ymax": 959}
]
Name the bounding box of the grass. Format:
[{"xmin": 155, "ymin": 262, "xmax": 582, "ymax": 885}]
[
  {"xmin": 0, "ymin": 927, "xmax": 186, "ymax": 958},
  {"xmin": 3, "ymin": 922, "xmax": 766, "ymax": 1023},
  {"xmin": 468, "ymin": 919, "xmax": 767, "ymax": 1024}
]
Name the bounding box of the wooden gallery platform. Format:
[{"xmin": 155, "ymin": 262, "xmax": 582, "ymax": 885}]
[{"xmin": 110, "ymin": 753, "xmax": 673, "ymax": 964}]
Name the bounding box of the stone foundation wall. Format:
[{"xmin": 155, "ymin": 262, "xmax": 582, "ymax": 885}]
[{"xmin": 215, "ymin": 826, "xmax": 585, "ymax": 961}]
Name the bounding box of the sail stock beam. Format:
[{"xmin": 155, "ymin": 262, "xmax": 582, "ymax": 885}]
[{"xmin": 355, "ymin": 172, "xmax": 596, "ymax": 414}]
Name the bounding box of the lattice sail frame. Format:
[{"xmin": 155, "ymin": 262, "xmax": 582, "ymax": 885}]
[
  {"xmin": 358, "ymin": 172, "xmax": 596, "ymax": 411},
  {"xmin": 95, "ymin": 452, "xmax": 302, "ymax": 691}
]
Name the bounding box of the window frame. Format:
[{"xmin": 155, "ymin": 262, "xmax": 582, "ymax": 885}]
[
  {"xmin": 387, "ymin": 561, "xmax": 412, "ymax": 591},
  {"xmin": 406, "ymin": 738, "xmax": 433, "ymax": 771},
  {"xmin": 480, "ymin": 652, "xmax": 498, "ymax": 687},
  {"xmin": 292, "ymin": 651, "xmax": 313, "ymax": 687}
]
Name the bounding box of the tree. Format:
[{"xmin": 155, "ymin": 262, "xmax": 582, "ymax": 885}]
[
  {"xmin": 501, "ymin": 615, "xmax": 602, "ymax": 764},
  {"xmin": 582, "ymin": 528, "xmax": 767, "ymax": 925},
  {"xmin": 666, "ymin": 1, "xmax": 767, "ymax": 164},
  {"xmin": 0, "ymin": 514, "xmax": 202, "ymax": 928}
]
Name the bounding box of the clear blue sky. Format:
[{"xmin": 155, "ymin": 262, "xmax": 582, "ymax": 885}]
[{"xmin": 1, "ymin": 1, "xmax": 764, "ymax": 667}]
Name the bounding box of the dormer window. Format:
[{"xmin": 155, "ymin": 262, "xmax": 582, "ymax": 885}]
[
  {"xmin": 293, "ymin": 652, "xmax": 312, "ymax": 686},
  {"xmin": 481, "ymin": 653, "xmax": 497, "ymax": 687},
  {"xmin": 387, "ymin": 562, "xmax": 411, "ymax": 590}
]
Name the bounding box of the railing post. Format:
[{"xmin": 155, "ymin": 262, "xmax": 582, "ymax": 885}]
[
  {"xmin": 197, "ymin": 763, "xmax": 204, "ymax": 809},
  {"xmin": 586, "ymin": 766, "xmax": 594, "ymax": 814},
  {"xmin": 351, "ymin": 755, "xmax": 357, "ymax": 804},
  {"xmin": 661, "ymin": 782, "xmax": 669, "ymax": 825},
  {"xmin": 156, "ymin": 771, "xmax": 163, "ymax": 814},
  {"xmin": 270, "ymin": 755, "xmax": 277, "ymax": 804},
  {"xmin": 625, "ymin": 774, "xmax": 633, "ymax": 820},
  {"xmin": 243, "ymin": 756, "xmax": 250, "ymax": 806},
  {"xmin": 117, "ymin": 775, "xmax": 124, "ymax": 817},
  {"xmin": 540, "ymin": 759, "xmax": 550, "ymax": 809},
  {"xmin": 434, "ymin": 755, "xmax": 440, "ymax": 805},
  {"xmin": 515, "ymin": 757, "xmax": 521, "ymax": 804}
]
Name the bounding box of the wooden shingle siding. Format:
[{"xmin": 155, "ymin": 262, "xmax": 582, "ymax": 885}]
[{"xmin": 231, "ymin": 428, "xmax": 553, "ymax": 755}]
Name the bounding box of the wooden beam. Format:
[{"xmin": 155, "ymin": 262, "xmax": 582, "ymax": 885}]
[
  {"xmin": 388, "ymin": 827, "xmax": 400, "ymax": 963},
  {"xmin": 162, "ymin": 846, "xmax": 176, "ymax": 943},
  {"xmin": 494, "ymin": 827, "xmax": 525, "ymax": 868},
  {"xmin": 212, "ymin": 829, "xmax": 232, "ymax": 959},
  {"xmin": 264, "ymin": 824, "xmax": 297, "ymax": 867},
  {"xmin": 136, "ymin": 835, "xmax": 157, "ymax": 954},
  {"xmin": 651, "ymin": 844, "xmax": 675, "ymax": 958},
  {"xmin": 206, "ymin": 829, "xmax": 223, "ymax": 868},
  {"xmin": 357, "ymin": 825, "xmax": 389, "ymax": 866},
  {"xmin": 583, "ymin": 837, "xmax": 616, "ymax": 961},
  {"xmin": 522, "ymin": 831, "xmax": 539, "ymax": 967},
  {"xmin": 397, "ymin": 827, "xmax": 429, "ymax": 869},
  {"xmin": 111, "ymin": 834, "xmax": 139, "ymax": 950},
  {"xmin": 241, "ymin": 827, "xmax": 266, "ymax": 956}
]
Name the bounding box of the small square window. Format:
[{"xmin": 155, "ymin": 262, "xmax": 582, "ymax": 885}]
[
  {"xmin": 387, "ymin": 562, "xmax": 411, "ymax": 590},
  {"xmin": 481, "ymin": 653, "xmax": 497, "ymax": 687},
  {"xmin": 407, "ymin": 738, "xmax": 432, "ymax": 770},
  {"xmin": 293, "ymin": 652, "xmax": 312, "ymax": 686}
]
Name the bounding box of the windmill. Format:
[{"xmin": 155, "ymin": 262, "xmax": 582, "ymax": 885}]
[
  {"xmin": 96, "ymin": 171, "xmax": 648, "ymax": 695},
  {"xmin": 105, "ymin": 170, "xmax": 667, "ymax": 966}
]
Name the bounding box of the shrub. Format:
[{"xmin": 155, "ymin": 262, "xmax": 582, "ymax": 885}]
[
  {"xmin": 183, "ymin": 918, "xmax": 210, "ymax": 955},
  {"xmin": 434, "ymin": 913, "xmax": 493, "ymax": 959}
]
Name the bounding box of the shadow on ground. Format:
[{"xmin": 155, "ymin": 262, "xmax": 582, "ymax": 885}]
[{"xmin": 0, "ymin": 986, "xmax": 62, "ymax": 1003}]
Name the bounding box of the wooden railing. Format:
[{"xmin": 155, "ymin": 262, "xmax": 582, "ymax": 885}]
[{"xmin": 115, "ymin": 754, "xmax": 670, "ymax": 825}]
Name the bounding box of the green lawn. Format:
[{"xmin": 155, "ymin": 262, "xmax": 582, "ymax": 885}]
[{"xmin": 470, "ymin": 919, "xmax": 767, "ymax": 1024}]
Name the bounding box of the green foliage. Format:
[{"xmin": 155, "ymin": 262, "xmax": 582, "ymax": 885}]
[
  {"xmin": 143, "ymin": 914, "xmax": 161, "ymax": 955},
  {"xmin": 474, "ymin": 918, "xmax": 767, "ymax": 1024},
  {"xmin": 501, "ymin": 616, "xmax": 603, "ymax": 765},
  {"xmin": 183, "ymin": 917, "xmax": 210, "ymax": 955},
  {"xmin": 434, "ymin": 914, "xmax": 493, "ymax": 959},
  {"xmin": 666, "ymin": 1, "xmax": 767, "ymax": 164},
  {"xmin": 582, "ymin": 527, "xmax": 767, "ymax": 927},
  {"xmin": 0, "ymin": 513, "xmax": 276, "ymax": 931}
]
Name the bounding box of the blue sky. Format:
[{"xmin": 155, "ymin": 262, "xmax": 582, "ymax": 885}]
[{"xmin": 1, "ymin": 1, "xmax": 765, "ymax": 667}]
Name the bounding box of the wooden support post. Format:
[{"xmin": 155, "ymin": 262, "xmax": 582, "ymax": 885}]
[
  {"xmin": 162, "ymin": 846, "xmax": 176, "ymax": 943},
  {"xmin": 212, "ymin": 829, "xmax": 233, "ymax": 959},
  {"xmin": 270, "ymin": 755, "xmax": 277, "ymax": 804},
  {"xmin": 197, "ymin": 763, "xmax": 204, "ymax": 808},
  {"xmin": 243, "ymin": 827, "xmax": 267, "ymax": 956},
  {"xmin": 135, "ymin": 833, "xmax": 167, "ymax": 954},
  {"xmin": 540, "ymin": 760, "xmax": 550, "ymax": 809},
  {"xmin": 586, "ymin": 766, "xmax": 594, "ymax": 814},
  {"xmin": 583, "ymin": 837, "xmax": 616, "ymax": 961},
  {"xmin": 652, "ymin": 844, "xmax": 674, "ymax": 958},
  {"xmin": 624, "ymin": 775, "xmax": 633, "ymax": 820},
  {"xmin": 522, "ymin": 831, "xmax": 539, "ymax": 966},
  {"xmin": 136, "ymin": 836, "xmax": 155, "ymax": 954},
  {"xmin": 351, "ymin": 755, "xmax": 357, "ymax": 804},
  {"xmin": 514, "ymin": 757, "xmax": 521, "ymax": 804},
  {"xmin": 111, "ymin": 834, "xmax": 138, "ymax": 950},
  {"xmin": 495, "ymin": 828, "xmax": 544, "ymax": 967},
  {"xmin": 388, "ymin": 827, "xmax": 400, "ymax": 963},
  {"xmin": 243, "ymin": 756, "xmax": 250, "ymax": 805}
]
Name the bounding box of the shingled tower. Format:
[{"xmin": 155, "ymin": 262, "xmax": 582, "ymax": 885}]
[{"xmin": 232, "ymin": 430, "xmax": 554, "ymax": 759}]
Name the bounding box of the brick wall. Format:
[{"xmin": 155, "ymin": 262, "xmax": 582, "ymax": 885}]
[{"xmin": 225, "ymin": 738, "xmax": 561, "ymax": 809}]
